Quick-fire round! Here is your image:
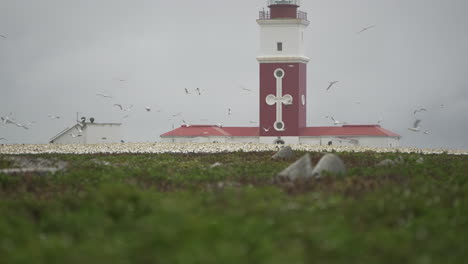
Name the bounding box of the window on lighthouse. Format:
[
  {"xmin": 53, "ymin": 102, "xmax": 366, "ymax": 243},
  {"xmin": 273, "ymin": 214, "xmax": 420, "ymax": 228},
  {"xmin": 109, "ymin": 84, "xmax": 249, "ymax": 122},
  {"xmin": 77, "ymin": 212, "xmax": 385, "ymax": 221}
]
[{"xmin": 277, "ymin": 42, "xmax": 283, "ymax": 51}]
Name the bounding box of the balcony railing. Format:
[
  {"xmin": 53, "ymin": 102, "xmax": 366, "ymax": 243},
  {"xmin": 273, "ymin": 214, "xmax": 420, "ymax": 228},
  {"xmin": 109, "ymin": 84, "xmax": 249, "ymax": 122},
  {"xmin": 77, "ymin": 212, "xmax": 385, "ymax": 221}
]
[
  {"xmin": 267, "ymin": 0, "xmax": 301, "ymax": 6},
  {"xmin": 258, "ymin": 10, "xmax": 308, "ymax": 21}
]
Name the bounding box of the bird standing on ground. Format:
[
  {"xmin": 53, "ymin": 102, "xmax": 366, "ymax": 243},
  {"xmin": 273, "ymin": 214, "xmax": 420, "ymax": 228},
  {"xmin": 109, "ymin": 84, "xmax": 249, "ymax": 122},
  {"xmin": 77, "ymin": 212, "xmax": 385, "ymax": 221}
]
[
  {"xmin": 326, "ymin": 81, "xmax": 339, "ymax": 91},
  {"xmin": 357, "ymin": 25, "xmax": 376, "ymax": 34},
  {"xmin": 408, "ymin": 120, "xmax": 422, "ymax": 132}
]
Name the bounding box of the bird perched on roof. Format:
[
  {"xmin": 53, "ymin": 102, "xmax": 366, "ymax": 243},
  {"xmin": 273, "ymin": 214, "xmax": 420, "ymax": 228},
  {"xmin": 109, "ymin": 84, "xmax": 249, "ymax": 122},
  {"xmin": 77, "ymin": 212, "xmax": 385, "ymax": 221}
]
[{"xmin": 408, "ymin": 120, "xmax": 422, "ymax": 132}]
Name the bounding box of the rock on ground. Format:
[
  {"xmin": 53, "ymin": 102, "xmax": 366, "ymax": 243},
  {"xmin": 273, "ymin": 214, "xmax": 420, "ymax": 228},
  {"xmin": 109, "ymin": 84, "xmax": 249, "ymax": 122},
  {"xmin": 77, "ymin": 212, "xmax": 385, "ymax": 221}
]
[
  {"xmin": 311, "ymin": 153, "xmax": 346, "ymax": 178},
  {"xmin": 272, "ymin": 146, "xmax": 295, "ymax": 160},
  {"xmin": 377, "ymin": 159, "xmax": 397, "ymax": 166},
  {"xmin": 277, "ymin": 154, "xmax": 314, "ymax": 181}
]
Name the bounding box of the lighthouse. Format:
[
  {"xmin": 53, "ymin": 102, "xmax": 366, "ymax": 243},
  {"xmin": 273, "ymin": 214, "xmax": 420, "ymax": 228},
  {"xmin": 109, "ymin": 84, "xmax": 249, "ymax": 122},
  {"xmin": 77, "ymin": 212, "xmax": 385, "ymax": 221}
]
[
  {"xmin": 257, "ymin": 0, "xmax": 309, "ymax": 142},
  {"xmin": 160, "ymin": 0, "xmax": 401, "ymax": 147}
]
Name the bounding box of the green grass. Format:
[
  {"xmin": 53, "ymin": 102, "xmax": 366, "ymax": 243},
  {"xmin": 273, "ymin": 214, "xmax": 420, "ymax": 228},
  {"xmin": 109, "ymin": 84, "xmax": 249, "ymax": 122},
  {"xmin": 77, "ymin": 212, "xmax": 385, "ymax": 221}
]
[{"xmin": 0, "ymin": 151, "xmax": 467, "ymax": 264}]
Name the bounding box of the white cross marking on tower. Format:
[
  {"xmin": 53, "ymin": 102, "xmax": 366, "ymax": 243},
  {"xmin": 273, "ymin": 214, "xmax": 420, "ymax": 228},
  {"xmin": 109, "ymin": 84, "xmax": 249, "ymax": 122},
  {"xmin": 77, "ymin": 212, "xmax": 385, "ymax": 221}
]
[{"xmin": 265, "ymin": 69, "xmax": 293, "ymax": 131}]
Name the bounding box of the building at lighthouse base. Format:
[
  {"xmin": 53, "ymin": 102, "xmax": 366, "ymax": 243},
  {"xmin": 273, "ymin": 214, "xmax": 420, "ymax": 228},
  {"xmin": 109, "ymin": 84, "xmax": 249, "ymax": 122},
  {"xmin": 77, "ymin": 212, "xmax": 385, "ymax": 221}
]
[{"xmin": 160, "ymin": 125, "xmax": 401, "ymax": 148}]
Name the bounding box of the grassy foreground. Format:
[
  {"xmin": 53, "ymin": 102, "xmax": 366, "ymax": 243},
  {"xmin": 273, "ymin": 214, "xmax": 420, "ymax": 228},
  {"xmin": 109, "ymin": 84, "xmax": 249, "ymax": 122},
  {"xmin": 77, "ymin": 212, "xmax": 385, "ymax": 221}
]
[{"xmin": 0, "ymin": 151, "xmax": 467, "ymax": 264}]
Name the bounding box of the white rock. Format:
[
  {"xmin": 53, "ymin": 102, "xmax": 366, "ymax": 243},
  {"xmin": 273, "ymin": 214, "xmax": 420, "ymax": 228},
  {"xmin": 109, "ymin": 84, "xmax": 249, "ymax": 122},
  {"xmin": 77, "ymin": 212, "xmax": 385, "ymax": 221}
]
[
  {"xmin": 272, "ymin": 145, "xmax": 295, "ymax": 160},
  {"xmin": 277, "ymin": 154, "xmax": 314, "ymax": 181},
  {"xmin": 311, "ymin": 154, "xmax": 346, "ymax": 178}
]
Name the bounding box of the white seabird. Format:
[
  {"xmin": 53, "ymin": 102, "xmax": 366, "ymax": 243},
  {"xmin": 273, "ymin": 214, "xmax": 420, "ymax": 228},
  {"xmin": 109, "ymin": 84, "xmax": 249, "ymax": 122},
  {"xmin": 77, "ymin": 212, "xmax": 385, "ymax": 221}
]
[{"xmin": 408, "ymin": 120, "xmax": 422, "ymax": 132}]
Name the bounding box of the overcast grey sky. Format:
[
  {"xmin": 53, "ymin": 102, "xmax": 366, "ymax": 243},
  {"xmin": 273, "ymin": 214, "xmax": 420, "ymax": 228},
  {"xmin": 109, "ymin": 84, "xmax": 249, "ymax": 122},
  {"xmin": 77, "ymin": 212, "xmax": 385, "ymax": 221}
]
[{"xmin": 1, "ymin": 0, "xmax": 467, "ymax": 149}]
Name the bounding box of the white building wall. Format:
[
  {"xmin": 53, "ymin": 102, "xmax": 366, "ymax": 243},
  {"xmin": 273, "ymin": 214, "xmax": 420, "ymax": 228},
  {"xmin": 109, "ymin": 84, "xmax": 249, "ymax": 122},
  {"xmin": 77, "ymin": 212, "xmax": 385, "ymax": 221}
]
[
  {"xmin": 52, "ymin": 128, "xmax": 86, "ymax": 144},
  {"xmin": 84, "ymin": 124, "xmax": 121, "ymax": 144},
  {"xmin": 227, "ymin": 137, "xmax": 259, "ymax": 143},
  {"xmin": 260, "ymin": 136, "xmax": 300, "ymax": 144},
  {"xmin": 299, "ymin": 136, "xmax": 400, "ymax": 148},
  {"xmin": 161, "ymin": 136, "xmax": 400, "ymax": 147},
  {"xmin": 257, "ymin": 20, "xmax": 308, "ymax": 59}
]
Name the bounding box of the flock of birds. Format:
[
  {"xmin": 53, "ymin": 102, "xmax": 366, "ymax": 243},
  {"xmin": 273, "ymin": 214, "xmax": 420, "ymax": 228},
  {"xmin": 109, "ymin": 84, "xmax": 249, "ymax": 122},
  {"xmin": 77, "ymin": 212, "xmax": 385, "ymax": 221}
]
[
  {"xmin": 321, "ymin": 25, "xmax": 446, "ymax": 135},
  {"xmin": 0, "ymin": 23, "xmax": 446, "ymax": 143}
]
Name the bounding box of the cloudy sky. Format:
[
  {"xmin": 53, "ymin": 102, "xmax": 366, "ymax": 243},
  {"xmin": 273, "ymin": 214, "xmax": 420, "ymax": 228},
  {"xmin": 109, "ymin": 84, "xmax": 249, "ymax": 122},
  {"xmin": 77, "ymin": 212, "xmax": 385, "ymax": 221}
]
[{"xmin": 1, "ymin": 0, "xmax": 467, "ymax": 149}]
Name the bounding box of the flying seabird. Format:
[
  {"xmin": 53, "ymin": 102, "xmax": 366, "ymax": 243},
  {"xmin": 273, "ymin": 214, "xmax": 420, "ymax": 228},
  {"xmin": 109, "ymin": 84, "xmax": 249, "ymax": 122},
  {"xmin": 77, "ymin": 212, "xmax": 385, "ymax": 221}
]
[
  {"xmin": 184, "ymin": 88, "xmax": 190, "ymax": 94},
  {"xmin": 262, "ymin": 127, "xmax": 271, "ymax": 132},
  {"xmin": 145, "ymin": 106, "xmax": 151, "ymax": 112},
  {"xmin": 330, "ymin": 116, "xmax": 346, "ymax": 125},
  {"xmin": 196, "ymin": 88, "xmax": 201, "ymax": 95},
  {"xmin": 96, "ymin": 92, "xmax": 112, "ymax": 99},
  {"xmin": 357, "ymin": 25, "xmax": 376, "ymax": 34},
  {"xmin": 423, "ymin": 130, "xmax": 430, "ymax": 134},
  {"xmin": 113, "ymin": 104, "xmax": 133, "ymax": 112},
  {"xmin": 228, "ymin": 108, "xmax": 232, "ymax": 115},
  {"xmin": 70, "ymin": 133, "xmax": 82, "ymax": 138},
  {"xmin": 326, "ymin": 81, "xmax": 339, "ymax": 91},
  {"xmin": 15, "ymin": 123, "xmax": 29, "ymax": 130},
  {"xmin": 413, "ymin": 108, "xmax": 427, "ymax": 115},
  {"xmin": 0, "ymin": 137, "xmax": 6, "ymax": 141},
  {"xmin": 0, "ymin": 35, "xmax": 6, "ymax": 39},
  {"xmin": 172, "ymin": 112, "xmax": 182, "ymax": 117},
  {"xmin": 408, "ymin": 120, "xmax": 422, "ymax": 132},
  {"xmin": 240, "ymin": 85, "xmax": 252, "ymax": 92},
  {"xmin": 48, "ymin": 115, "xmax": 61, "ymax": 119}
]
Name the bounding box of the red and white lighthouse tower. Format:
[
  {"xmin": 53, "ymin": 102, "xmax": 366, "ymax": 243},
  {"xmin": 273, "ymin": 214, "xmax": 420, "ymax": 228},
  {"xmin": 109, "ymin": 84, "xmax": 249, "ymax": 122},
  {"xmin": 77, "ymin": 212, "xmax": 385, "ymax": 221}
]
[
  {"xmin": 160, "ymin": 0, "xmax": 401, "ymax": 147},
  {"xmin": 258, "ymin": 0, "xmax": 309, "ymax": 141}
]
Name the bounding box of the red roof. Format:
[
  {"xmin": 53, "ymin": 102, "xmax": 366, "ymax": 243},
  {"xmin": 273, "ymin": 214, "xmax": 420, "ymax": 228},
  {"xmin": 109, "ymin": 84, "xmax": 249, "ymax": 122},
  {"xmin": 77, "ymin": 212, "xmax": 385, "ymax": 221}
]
[
  {"xmin": 160, "ymin": 125, "xmax": 400, "ymax": 137},
  {"xmin": 160, "ymin": 125, "xmax": 259, "ymax": 137},
  {"xmin": 300, "ymin": 125, "xmax": 400, "ymax": 137}
]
